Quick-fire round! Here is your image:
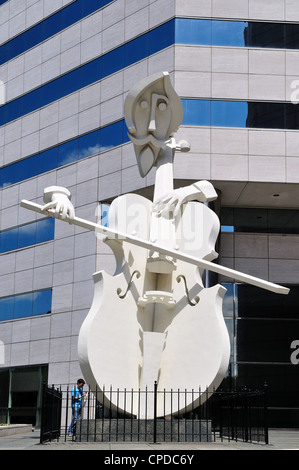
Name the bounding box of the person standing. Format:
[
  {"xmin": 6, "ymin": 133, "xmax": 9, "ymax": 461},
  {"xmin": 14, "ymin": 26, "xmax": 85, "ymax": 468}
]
[{"xmin": 68, "ymin": 379, "xmax": 86, "ymax": 436}]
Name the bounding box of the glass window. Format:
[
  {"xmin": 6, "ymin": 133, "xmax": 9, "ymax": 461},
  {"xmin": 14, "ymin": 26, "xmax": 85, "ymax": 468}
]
[
  {"xmin": 182, "ymin": 99, "xmax": 211, "ymax": 126},
  {"xmin": 43, "ymin": 11, "xmax": 63, "ymax": 40},
  {"xmin": 0, "ymin": 289, "xmax": 52, "ymax": 322},
  {"xmin": 102, "ymin": 46, "xmax": 125, "ymax": 79},
  {"xmin": 0, "ymin": 297, "xmax": 14, "ymax": 321},
  {"xmin": 97, "ymin": 203, "xmax": 110, "ymax": 227},
  {"xmin": 60, "ymin": 68, "xmax": 81, "ymax": 97},
  {"xmin": 41, "ymin": 80, "xmax": 62, "ymax": 108},
  {"xmin": 176, "ymin": 18, "xmax": 211, "ymax": 45},
  {"xmin": 234, "ymin": 208, "xmax": 267, "ymax": 232},
  {"xmin": 0, "ymin": 228, "xmax": 18, "ymax": 253},
  {"xmin": 100, "ymin": 120, "xmax": 124, "ymax": 150},
  {"xmin": 18, "ymin": 154, "xmax": 39, "ymax": 182},
  {"xmin": 14, "ymin": 293, "xmax": 33, "ymax": 319},
  {"xmin": 247, "ymin": 102, "xmax": 286, "ymax": 129},
  {"xmin": 0, "ymin": 0, "xmax": 114, "ymax": 67},
  {"xmin": 4, "ymin": 97, "xmax": 23, "ymax": 124},
  {"xmin": 285, "ymin": 23, "xmax": 299, "ymax": 49},
  {"xmin": 221, "ymin": 208, "xmax": 299, "ymax": 234},
  {"xmin": 79, "ymin": 130, "xmax": 100, "ymax": 160},
  {"xmin": 58, "ymin": 139, "xmax": 79, "ymax": 166},
  {"xmin": 222, "ymin": 283, "xmax": 236, "ymax": 318},
  {"xmin": 0, "ymin": 162, "xmax": 20, "ymax": 187},
  {"xmin": 238, "ymin": 284, "xmax": 299, "ymax": 319},
  {"xmin": 0, "ymin": 219, "xmax": 54, "ymax": 254},
  {"xmin": 26, "ymin": 24, "xmax": 43, "ymax": 51},
  {"xmin": 211, "ymin": 100, "xmax": 248, "ymax": 127},
  {"xmin": 80, "ymin": 58, "xmax": 102, "ymax": 88},
  {"xmin": 244, "ymin": 22, "xmax": 285, "ymax": 48},
  {"xmin": 32, "ymin": 289, "xmax": 52, "ymax": 316},
  {"xmin": 125, "ymin": 34, "xmax": 150, "ymax": 67},
  {"xmin": 212, "ymin": 20, "xmax": 248, "ymax": 47},
  {"xmin": 150, "ymin": 19, "xmax": 175, "ymax": 54},
  {"xmin": 36, "ymin": 218, "xmax": 55, "ymax": 244},
  {"xmin": 39, "ymin": 147, "xmax": 59, "ymax": 174},
  {"xmin": 62, "ymin": 0, "xmax": 82, "ymax": 28},
  {"xmin": 18, "ymin": 223, "xmax": 37, "ymax": 249},
  {"xmin": 237, "ymin": 318, "xmax": 299, "ymax": 363}
]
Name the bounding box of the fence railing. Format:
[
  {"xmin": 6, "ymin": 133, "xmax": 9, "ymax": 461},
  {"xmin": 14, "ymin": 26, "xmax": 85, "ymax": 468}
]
[
  {"xmin": 42, "ymin": 383, "xmax": 268, "ymax": 445},
  {"xmin": 40, "ymin": 384, "xmax": 62, "ymax": 444}
]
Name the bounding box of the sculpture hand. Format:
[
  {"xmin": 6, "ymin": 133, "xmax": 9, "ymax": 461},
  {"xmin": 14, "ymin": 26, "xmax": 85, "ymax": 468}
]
[
  {"xmin": 42, "ymin": 186, "xmax": 75, "ymax": 220},
  {"xmin": 152, "ymin": 186, "xmax": 193, "ymax": 218},
  {"xmin": 152, "ymin": 180, "xmax": 218, "ymax": 218}
]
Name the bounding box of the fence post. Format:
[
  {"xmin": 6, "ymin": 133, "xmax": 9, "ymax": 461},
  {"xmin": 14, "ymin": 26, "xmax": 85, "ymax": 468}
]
[
  {"xmin": 263, "ymin": 383, "xmax": 269, "ymax": 445},
  {"xmin": 39, "ymin": 382, "xmax": 46, "ymax": 444},
  {"xmin": 153, "ymin": 381, "xmax": 157, "ymax": 443}
]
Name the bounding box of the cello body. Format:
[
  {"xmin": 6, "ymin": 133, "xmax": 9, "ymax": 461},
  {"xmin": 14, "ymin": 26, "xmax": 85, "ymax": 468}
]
[{"xmin": 78, "ymin": 192, "xmax": 230, "ymax": 417}]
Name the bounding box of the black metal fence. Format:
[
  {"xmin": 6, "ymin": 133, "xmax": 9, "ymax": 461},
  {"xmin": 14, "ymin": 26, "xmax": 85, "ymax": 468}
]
[
  {"xmin": 39, "ymin": 383, "xmax": 268, "ymax": 445},
  {"xmin": 40, "ymin": 384, "xmax": 62, "ymax": 444}
]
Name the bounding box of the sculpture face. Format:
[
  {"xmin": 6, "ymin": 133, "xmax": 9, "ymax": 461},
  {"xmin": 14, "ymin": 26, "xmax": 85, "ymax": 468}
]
[{"xmin": 124, "ymin": 72, "xmax": 183, "ymax": 177}]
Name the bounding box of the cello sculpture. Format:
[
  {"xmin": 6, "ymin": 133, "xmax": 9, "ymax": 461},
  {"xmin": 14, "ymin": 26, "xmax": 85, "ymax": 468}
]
[{"xmin": 21, "ymin": 72, "xmax": 289, "ymax": 418}]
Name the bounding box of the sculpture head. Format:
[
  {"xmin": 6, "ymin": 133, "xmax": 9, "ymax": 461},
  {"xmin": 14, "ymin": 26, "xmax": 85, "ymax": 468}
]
[{"xmin": 124, "ymin": 72, "xmax": 183, "ymax": 177}]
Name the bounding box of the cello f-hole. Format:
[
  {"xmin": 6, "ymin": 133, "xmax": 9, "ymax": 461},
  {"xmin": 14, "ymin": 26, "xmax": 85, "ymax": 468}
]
[
  {"xmin": 176, "ymin": 274, "xmax": 200, "ymax": 306},
  {"xmin": 117, "ymin": 270, "xmax": 141, "ymax": 299}
]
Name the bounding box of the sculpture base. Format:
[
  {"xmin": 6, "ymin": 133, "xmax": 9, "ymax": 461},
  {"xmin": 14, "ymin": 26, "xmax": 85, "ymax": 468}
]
[{"xmin": 77, "ymin": 419, "xmax": 212, "ymax": 442}]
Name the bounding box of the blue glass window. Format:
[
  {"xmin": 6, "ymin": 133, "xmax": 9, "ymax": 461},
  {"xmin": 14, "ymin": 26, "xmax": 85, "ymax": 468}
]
[
  {"xmin": 14, "ymin": 292, "xmax": 33, "ymax": 319},
  {"xmin": 41, "ymin": 80, "xmax": 62, "ymax": 108},
  {"xmin": 58, "ymin": 139, "xmax": 79, "ymax": 167},
  {"xmin": 18, "ymin": 154, "xmax": 39, "ymax": 181},
  {"xmin": 0, "ymin": 120, "xmax": 125, "ymax": 189},
  {"xmin": 0, "ymin": 297, "xmax": 14, "ymax": 321},
  {"xmin": 0, "ymin": 0, "xmax": 114, "ymax": 67},
  {"xmin": 36, "ymin": 218, "xmax": 55, "ymax": 244},
  {"xmin": 176, "ymin": 18, "xmax": 211, "ymax": 45},
  {"xmin": 181, "ymin": 99, "xmax": 299, "ymax": 130},
  {"xmin": 125, "ymin": 34, "xmax": 150, "ymax": 67},
  {"xmin": 102, "ymin": 45, "xmax": 125, "ymax": 78},
  {"xmin": 32, "ymin": 289, "xmax": 52, "ymax": 316},
  {"xmin": 150, "ymin": 20, "xmax": 175, "ymax": 55},
  {"xmin": 211, "ymin": 101, "xmax": 249, "ymax": 128},
  {"xmin": 0, "ymin": 289, "xmax": 52, "ymax": 321},
  {"xmin": 212, "ymin": 20, "xmax": 248, "ymax": 47},
  {"xmin": 182, "ymin": 99, "xmax": 211, "ymax": 126},
  {"xmin": 0, "ymin": 228, "xmax": 18, "ymax": 253},
  {"xmin": 101, "ymin": 120, "xmax": 124, "ymax": 150},
  {"xmin": 79, "ymin": 130, "xmax": 100, "ymax": 160},
  {"xmin": 18, "ymin": 223, "xmax": 37, "ymax": 249},
  {"xmin": 99, "ymin": 203, "xmax": 110, "ymax": 227},
  {"xmin": 0, "ymin": 219, "xmax": 54, "ymax": 254},
  {"xmin": 1, "ymin": 20, "xmax": 175, "ymax": 127},
  {"xmin": 80, "ymin": 58, "xmax": 102, "ymax": 88},
  {"xmin": 39, "ymin": 147, "xmax": 59, "ymax": 174},
  {"xmin": 61, "ymin": 68, "xmax": 82, "ymax": 96}
]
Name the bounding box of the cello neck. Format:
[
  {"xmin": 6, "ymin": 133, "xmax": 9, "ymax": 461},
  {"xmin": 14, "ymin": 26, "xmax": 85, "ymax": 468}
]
[
  {"xmin": 148, "ymin": 144, "xmax": 177, "ymax": 270},
  {"xmin": 153, "ymin": 144, "xmax": 174, "ymax": 202}
]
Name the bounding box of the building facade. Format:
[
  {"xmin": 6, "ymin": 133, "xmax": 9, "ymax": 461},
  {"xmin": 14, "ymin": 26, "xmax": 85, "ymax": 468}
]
[{"xmin": 0, "ymin": 0, "xmax": 299, "ymax": 427}]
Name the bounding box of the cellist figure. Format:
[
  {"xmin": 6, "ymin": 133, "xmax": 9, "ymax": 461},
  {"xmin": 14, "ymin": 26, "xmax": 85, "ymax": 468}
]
[{"xmin": 41, "ymin": 72, "xmax": 230, "ymax": 417}]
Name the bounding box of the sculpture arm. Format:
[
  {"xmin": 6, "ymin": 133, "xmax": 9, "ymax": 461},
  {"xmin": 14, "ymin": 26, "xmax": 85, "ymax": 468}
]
[
  {"xmin": 42, "ymin": 186, "xmax": 75, "ymax": 220},
  {"xmin": 152, "ymin": 180, "xmax": 218, "ymax": 217}
]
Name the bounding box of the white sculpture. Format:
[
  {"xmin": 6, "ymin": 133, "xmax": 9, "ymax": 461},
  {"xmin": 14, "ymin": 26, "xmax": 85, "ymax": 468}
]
[{"xmin": 21, "ymin": 72, "xmax": 289, "ymax": 419}]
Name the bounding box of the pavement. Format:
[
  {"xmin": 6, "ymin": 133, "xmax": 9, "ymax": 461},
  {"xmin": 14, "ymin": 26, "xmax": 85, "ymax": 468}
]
[{"xmin": 0, "ymin": 428, "xmax": 298, "ymax": 451}]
